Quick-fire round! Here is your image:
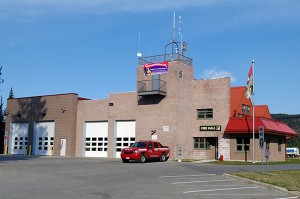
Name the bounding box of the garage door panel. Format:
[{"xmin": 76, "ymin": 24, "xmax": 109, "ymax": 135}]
[
  {"xmin": 85, "ymin": 122, "xmax": 108, "ymax": 157},
  {"xmin": 115, "ymin": 121, "xmax": 136, "ymax": 158},
  {"xmin": 34, "ymin": 122, "xmax": 55, "ymax": 156},
  {"xmin": 10, "ymin": 123, "xmax": 29, "ymax": 155}
]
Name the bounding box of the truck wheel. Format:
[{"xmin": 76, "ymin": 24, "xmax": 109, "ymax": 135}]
[
  {"xmin": 160, "ymin": 153, "xmax": 166, "ymax": 162},
  {"xmin": 140, "ymin": 154, "xmax": 146, "ymax": 163},
  {"xmin": 122, "ymin": 159, "xmax": 129, "ymax": 163}
]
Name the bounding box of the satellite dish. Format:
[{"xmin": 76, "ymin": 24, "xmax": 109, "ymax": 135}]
[{"xmin": 137, "ymin": 52, "xmax": 142, "ymax": 57}]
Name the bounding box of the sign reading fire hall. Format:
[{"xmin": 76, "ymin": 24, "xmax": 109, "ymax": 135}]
[{"xmin": 200, "ymin": 125, "xmax": 221, "ymax": 131}]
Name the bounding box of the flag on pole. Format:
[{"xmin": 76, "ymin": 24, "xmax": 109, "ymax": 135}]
[{"xmin": 245, "ymin": 64, "xmax": 254, "ymax": 98}]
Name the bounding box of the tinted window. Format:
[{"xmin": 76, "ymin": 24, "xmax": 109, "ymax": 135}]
[{"xmin": 130, "ymin": 142, "xmax": 146, "ymax": 148}]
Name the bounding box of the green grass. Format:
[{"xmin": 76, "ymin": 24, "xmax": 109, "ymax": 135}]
[
  {"xmin": 209, "ymin": 158, "xmax": 300, "ymax": 191},
  {"xmin": 210, "ymin": 158, "xmax": 300, "ymax": 165},
  {"xmin": 233, "ymin": 170, "xmax": 300, "ymax": 191}
]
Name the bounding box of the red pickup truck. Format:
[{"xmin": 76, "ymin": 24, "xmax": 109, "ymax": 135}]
[{"xmin": 120, "ymin": 140, "xmax": 170, "ymax": 163}]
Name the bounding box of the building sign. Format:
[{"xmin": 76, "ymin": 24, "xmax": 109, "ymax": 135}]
[
  {"xmin": 151, "ymin": 134, "xmax": 157, "ymax": 141},
  {"xmin": 163, "ymin": 126, "xmax": 169, "ymax": 132},
  {"xmin": 143, "ymin": 62, "xmax": 168, "ymax": 76},
  {"xmin": 200, "ymin": 125, "xmax": 221, "ymax": 131}
]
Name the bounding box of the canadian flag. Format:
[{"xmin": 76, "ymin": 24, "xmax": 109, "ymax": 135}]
[{"xmin": 245, "ymin": 65, "xmax": 253, "ymax": 98}]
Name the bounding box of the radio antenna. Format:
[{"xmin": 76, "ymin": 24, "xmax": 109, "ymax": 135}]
[{"xmin": 137, "ymin": 32, "xmax": 142, "ymax": 57}]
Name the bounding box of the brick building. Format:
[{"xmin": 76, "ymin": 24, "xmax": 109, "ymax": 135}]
[{"xmin": 4, "ymin": 53, "xmax": 297, "ymax": 161}]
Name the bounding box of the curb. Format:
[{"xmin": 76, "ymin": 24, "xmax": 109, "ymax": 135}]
[{"xmin": 223, "ymin": 173, "xmax": 300, "ymax": 197}]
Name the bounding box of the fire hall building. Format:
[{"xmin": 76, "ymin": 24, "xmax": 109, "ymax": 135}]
[{"xmin": 4, "ymin": 53, "xmax": 297, "ymax": 162}]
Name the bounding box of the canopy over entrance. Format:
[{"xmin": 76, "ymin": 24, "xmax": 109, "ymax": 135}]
[{"xmin": 225, "ymin": 117, "xmax": 297, "ymax": 137}]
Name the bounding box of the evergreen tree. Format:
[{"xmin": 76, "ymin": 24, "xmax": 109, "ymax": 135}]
[
  {"xmin": 0, "ymin": 66, "xmax": 4, "ymax": 85},
  {"xmin": 0, "ymin": 66, "xmax": 5, "ymax": 122},
  {"xmin": 0, "ymin": 96, "xmax": 4, "ymax": 122},
  {"xmin": 8, "ymin": 87, "xmax": 14, "ymax": 99}
]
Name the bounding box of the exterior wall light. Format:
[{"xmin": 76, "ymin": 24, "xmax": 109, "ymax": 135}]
[{"xmin": 61, "ymin": 108, "xmax": 67, "ymax": 113}]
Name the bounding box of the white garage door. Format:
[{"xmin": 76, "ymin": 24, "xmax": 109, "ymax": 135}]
[
  {"xmin": 9, "ymin": 123, "xmax": 29, "ymax": 155},
  {"xmin": 85, "ymin": 122, "xmax": 108, "ymax": 157},
  {"xmin": 115, "ymin": 121, "xmax": 136, "ymax": 158},
  {"xmin": 34, "ymin": 122, "xmax": 55, "ymax": 156}
]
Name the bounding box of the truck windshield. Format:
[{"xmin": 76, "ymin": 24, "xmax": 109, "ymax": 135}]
[{"xmin": 131, "ymin": 142, "xmax": 146, "ymax": 148}]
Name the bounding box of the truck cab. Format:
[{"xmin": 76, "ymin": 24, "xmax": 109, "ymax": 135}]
[{"xmin": 286, "ymin": 147, "xmax": 300, "ymax": 158}]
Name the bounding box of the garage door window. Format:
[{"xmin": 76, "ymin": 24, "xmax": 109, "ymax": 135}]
[
  {"xmin": 38, "ymin": 136, "xmax": 54, "ymax": 151},
  {"xmin": 85, "ymin": 137, "xmax": 108, "ymax": 152},
  {"xmin": 14, "ymin": 137, "xmax": 28, "ymax": 150},
  {"xmin": 116, "ymin": 137, "xmax": 135, "ymax": 152}
]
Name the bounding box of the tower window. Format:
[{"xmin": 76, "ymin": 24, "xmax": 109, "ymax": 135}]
[
  {"xmin": 179, "ymin": 71, "xmax": 183, "ymax": 79},
  {"xmin": 197, "ymin": 108, "xmax": 213, "ymax": 119}
]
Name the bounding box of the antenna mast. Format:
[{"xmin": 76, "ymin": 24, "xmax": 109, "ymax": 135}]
[
  {"xmin": 172, "ymin": 12, "xmax": 176, "ymax": 54},
  {"xmin": 165, "ymin": 12, "xmax": 187, "ymax": 58},
  {"xmin": 137, "ymin": 32, "xmax": 142, "ymax": 57}
]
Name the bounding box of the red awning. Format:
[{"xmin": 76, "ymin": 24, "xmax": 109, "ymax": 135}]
[{"xmin": 225, "ymin": 117, "xmax": 297, "ymax": 137}]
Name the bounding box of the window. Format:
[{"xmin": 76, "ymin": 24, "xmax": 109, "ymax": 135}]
[
  {"xmin": 197, "ymin": 109, "xmax": 213, "ymax": 119},
  {"xmin": 278, "ymin": 139, "xmax": 282, "ymax": 153},
  {"xmin": 148, "ymin": 143, "xmax": 153, "ymax": 149},
  {"xmin": 242, "ymin": 104, "xmax": 250, "ymax": 115},
  {"xmin": 179, "ymin": 71, "xmax": 183, "ymax": 79},
  {"xmin": 194, "ymin": 137, "xmax": 209, "ymax": 149},
  {"xmin": 236, "ymin": 137, "xmax": 250, "ymax": 151},
  {"xmin": 153, "ymin": 142, "xmax": 159, "ymax": 148}
]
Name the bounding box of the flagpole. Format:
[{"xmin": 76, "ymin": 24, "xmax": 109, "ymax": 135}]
[{"xmin": 252, "ymin": 59, "xmax": 255, "ymax": 163}]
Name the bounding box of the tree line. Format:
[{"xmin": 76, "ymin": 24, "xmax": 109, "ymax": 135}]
[
  {"xmin": 271, "ymin": 113, "xmax": 300, "ymax": 149},
  {"xmin": 0, "ymin": 66, "xmax": 15, "ymax": 123}
]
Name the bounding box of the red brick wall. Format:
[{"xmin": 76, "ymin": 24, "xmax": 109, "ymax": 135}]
[
  {"xmin": 230, "ymin": 133, "xmax": 286, "ymax": 162},
  {"xmin": 5, "ymin": 93, "xmax": 78, "ymax": 156},
  {"xmin": 76, "ymin": 92, "xmax": 137, "ymax": 157}
]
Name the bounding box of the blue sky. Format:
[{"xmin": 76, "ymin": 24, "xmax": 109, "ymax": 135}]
[{"xmin": 0, "ymin": 0, "xmax": 299, "ymax": 114}]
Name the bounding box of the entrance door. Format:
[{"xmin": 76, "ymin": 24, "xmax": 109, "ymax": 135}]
[
  {"xmin": 60, "ymin": 139, "xmax": 66, "ymax": 156},
  {"xmin": 152, "ymin": 74, "xmax": 160, "ymax": 91},
  {"xmin": 215, "ymin": 138, "xmax": 219, "ymax": 160}
]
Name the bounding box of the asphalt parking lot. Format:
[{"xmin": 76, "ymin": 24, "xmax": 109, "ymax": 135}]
[{"xmin": 0, "ymin": 155, "xmax": 299, "ymax": 199}]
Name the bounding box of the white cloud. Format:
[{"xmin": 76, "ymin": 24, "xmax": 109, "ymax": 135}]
[
  {"xmin": 1, "ymin": 0, "xmax": 299, "ymax": 26},
  {"xmin": 0, "ymin": 0, "xmax": 221, "ymax": 16},
  {"xmin": 0, "ymin": 0, "xmax": 200, "ymax": 21},
  {"xmin": 202, "ymin": 68, "xmax": 236, "ymax": 83}
]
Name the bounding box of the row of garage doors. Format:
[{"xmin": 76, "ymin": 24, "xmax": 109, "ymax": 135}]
[
  {"xmin": 9, "ymin": 122, "xmax": 56, "ymax": 156},
  {"xmin": 9, "ymin": 121, "xmax": 136, "ymax": 158},
  {"xmin": 84, "ymin": 121, "xmax": 136, "ymax": 158}
]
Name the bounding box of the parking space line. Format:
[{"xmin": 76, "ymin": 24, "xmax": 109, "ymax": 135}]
[
  {"xmin": 193, "ymin": 194, "xmax": 285, "ymax": 196},
  {"xmin": 183, "ymin": 186, "xmax": 259, "ymax": 194},
  {"xmin": 172, "ymin": 179, "xmax": 235, "ymax": 185},
  {"xmin": 274, "ymin": 197, "xmax": 298, "ymax": 199},
  {"xmin": 160, "ymin": 174, "xmax": 216, "ymax": 178}
]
